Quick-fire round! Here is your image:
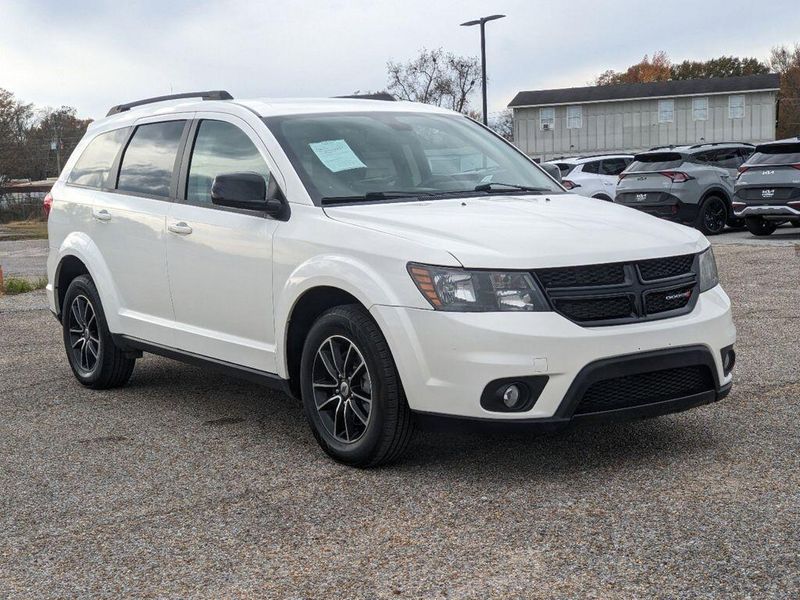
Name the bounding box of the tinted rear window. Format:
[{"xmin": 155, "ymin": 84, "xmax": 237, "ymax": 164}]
[
  {"xmin": 554, "ymin": 162, "xmax": 574, "ymax": 176},
  {"xmin": 627, "ymin": 152, "xmax": 684, "ymax": 172},
  {"xmin": 117, "ymin": 121, "xmax": 186, "ymax": 197},
  {"xmin": 67, "ymin": 128, "xmax": 129, "ymax": 189},
  {"xmin": 747, "ymin": 143, "xmax": 800, "ymax": 166}
]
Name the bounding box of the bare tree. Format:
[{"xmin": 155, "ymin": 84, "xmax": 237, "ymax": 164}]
[
  {"xmin": 387, "ymin": 48, "xmax": 480, "ymax": 113},
  {"xmin": 489, "ymin": 109, "xmax": 514, "ymax": 142},
  {"xmin": 770, "ymin": 43, "xmax": 800, "ymax": 138}
]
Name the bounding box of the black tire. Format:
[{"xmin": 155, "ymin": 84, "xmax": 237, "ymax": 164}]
[
  {"xmin": 727, "ymin": 216, "xmax": 746, "ymax": 229},
  {"xmin": 62, "ymin": 275, "xmax": 136, "ymax": 389},
  {"xmin": 695, "ymin": 196, "xmax": 728, "ymax": 235},
  {"xmin": 300, "ymin": 304, "xmax": 414, "ymax": 467},
  {"xmin": 744, "ymin": 217, "xmax": 778, "ymax": 236}
]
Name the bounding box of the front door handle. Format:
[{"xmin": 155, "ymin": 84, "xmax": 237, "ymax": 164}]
[
  {"xmin": 92, "ymin": 208, "xmax": 111, "ymax": 222},
  {"xmin": 168, "ymin": 222, "xmax": 193, "ymax": 235}
]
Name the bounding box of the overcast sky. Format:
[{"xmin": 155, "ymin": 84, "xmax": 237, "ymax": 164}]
[{"xmin": 3, "ymin": 0, "xmax": 799, "ymax": 120}]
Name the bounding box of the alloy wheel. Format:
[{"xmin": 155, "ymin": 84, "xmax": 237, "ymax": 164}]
[
  {"xmin": 312, "ymin": 335, "xmax": 373, "ymax": 443},
  {"xmin": 704, "ymin": 199, "xmax": 727, "ymax": 234},
  {"xmin": 68, "ymin": 294, "xmax": 100, "ymax": 374}
]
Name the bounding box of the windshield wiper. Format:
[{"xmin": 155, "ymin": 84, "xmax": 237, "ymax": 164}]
[
  {"xmin": 322, "ymin": 190, "xmax": 454, "ymax": 205},
  {"xmin": 473, "ymin": 182, "xmax": 553, "ymax": 193}
]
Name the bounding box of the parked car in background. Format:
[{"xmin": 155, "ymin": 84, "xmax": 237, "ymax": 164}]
[
  {"xmin": 615, "ymin": 142, "xmax": 754, "ymax": 235},
  {"xmin": 46, "ymin": 92, "xmax": 736, "ymax": 467},
  {"xmin": 733, "ymin": 137, "xmax": 800, "ymax": 236},
  {"xmin": 545, "ymin": 155, "xmax": 633, "ymax": 201}
]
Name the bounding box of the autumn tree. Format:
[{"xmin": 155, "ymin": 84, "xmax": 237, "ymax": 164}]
[
  {"xmin": 595, "ymin": 51, "xmax": 672, "ymax": 86},
  {"xmin": 387, "ymin": 48, "xmax": 480, "ymax": 113},
  {"xmin": 769, "ymin": 43, "xmax": 800, "ymax": 138},
  {"xmin": 670, "ymin": 56, "xmax": 769, "ymax": 80}
]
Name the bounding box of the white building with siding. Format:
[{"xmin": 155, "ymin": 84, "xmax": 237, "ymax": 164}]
[{"xmin": 508, "ymin": 74, "xmax": 780, "ymax": 161}]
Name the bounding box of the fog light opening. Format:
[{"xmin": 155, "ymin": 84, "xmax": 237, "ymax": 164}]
[{"xmin": 721, "ymin": 345, "xmax": 736, "ymax": 376}]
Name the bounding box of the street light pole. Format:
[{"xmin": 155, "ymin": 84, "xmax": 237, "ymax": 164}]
[{"xmin": 460, "ymin": 14, "xmax": 505, "ymax": 125}]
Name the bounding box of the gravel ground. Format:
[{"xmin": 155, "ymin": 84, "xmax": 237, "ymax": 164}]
[
  {"xmin": 0, "ymin": 239, "xmax": 49, "ymax": 279},
  {"xmin": 1, "ymin": 243, "xmax": 798, "ymax": 599}
]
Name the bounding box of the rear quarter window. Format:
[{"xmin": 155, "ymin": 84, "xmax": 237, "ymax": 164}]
[
  {"xmin": 67, "ymin": 128, "xmax": 130, "ymax": 189},
  {"xmin": 627, "ymin": 152, "xmax": 684, "ymax": 172},
  {"xmin": 746, "ymin": 143, "xmax": 800, "ymax": 166}
]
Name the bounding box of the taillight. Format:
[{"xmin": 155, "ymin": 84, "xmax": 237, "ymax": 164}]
[
  {"xmin": 737, "ymin": 166, "xmax": 750, "ymax": 174},
  {"xmin": 792, "ymin": 163, "xmax": 800, "ymax": 170},
  {"xmin": 562, "ymin": 179, "xmax": 579, "ymax": 190},
  {"xmin": 618, "ymin": 173, "xmax": 628, "ymax": 181},
  {"xmin": 43, "ymin": 192, "xmax": 53, "ymax": 218},
  {"xmin": 660, "ymin": 171, "xmax": 692, "ymax": 183}
]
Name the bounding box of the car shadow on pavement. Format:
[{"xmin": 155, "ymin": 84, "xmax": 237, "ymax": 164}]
[{"xmin": 123, "ymin": 356, "xmax": 719, "ymax": 481}]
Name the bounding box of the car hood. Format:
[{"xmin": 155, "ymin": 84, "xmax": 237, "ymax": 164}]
[{"xmin": 323, "ymin": 194, "xmax": 708, "ymax": 269}]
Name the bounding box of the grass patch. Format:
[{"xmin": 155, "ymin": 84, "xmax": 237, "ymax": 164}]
[
  {"xmin": 0, "ymin": 219, "xmax": 48, "ymax": 241},
  {"xmin": 3, "ymin": 276, "xmax": 47, "ymax": 295}
]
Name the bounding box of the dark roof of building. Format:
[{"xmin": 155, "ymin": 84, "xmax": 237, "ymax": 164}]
[{"xmin": 508, "ymin": 73, "xmax": 780, "ymax": 108}]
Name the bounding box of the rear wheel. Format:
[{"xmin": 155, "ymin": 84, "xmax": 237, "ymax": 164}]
[
  {"xmin": 62, "ymin": 275, "xmax": 136, "ymax": 389},
  {"xmin": 300, "ymin": 305, "xmax": 414, "ymax": 467},
  {"xmin": 696, "ymin": 196, "xmax": 728, "ymax": 235},
  {"xmin": 745, "ymin": 217, "xmax": 778, "ymax": 236}
]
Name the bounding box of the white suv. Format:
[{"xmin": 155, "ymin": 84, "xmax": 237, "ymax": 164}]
[
  {"xmin": 546, "ymin": 154, "xmax": 633, "ymax": 200},
  {"xmin": 46, "ymin": 91, "xmax": 736, "ymax": 466}
]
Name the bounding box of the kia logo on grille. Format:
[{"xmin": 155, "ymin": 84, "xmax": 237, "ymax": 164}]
[
  {"xmin": 636, "ymin": 193, "xmax": 647, "ymax": 201},
  {"xmin": 762, "ymin": 170, "xmax": 775, "ymax": 175},
  {"xmin": 761, "ymin": 189, "xmax": 775, "ymax": 198},
  {"xmin": 664, "ymin": 290, "xmax": 692, "ymax": 301}
]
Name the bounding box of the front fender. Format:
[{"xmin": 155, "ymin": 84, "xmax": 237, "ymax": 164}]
[
  {"xmin": 54, "ymin": 232, "xmax": 123, "ymax": 331},
  {"xmin": 274, "ymin": 253, "xmax": 430, "ymax": 378}
]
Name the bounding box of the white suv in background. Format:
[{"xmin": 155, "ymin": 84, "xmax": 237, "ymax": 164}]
[
  {"xmin": 546, "ymin": 154, "xmax": 633, "ymax": 200},
  {"xmin": 46, "ymin": 91, "xmax": 736, "ymax": 467}
]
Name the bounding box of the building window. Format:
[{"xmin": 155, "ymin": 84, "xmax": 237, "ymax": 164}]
[
  {"xmin": 539, "ymin": 107, "xmax": 555, "ymax": 131},
  {"xmin": 692, "ymin": 97, "xmax": 708, "ymax": 121},
  {"xmin": 566, "ymin": 106, "xmax": 582, "ymax": 129},
  {"xmin": 658, "ymin": 99, "xmax": 674, "ymax": 123},
  {"xmin": 729, "ymin": 95, "xmax": 745, "ymax": 119}
]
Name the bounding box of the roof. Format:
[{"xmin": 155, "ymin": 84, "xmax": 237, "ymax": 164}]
[
  {"xmin": 545, "ymin": 153, "xmax": 633, "ymax": 165},
  {"xmin": 91, "ymin": 97, "xmax": 455, "ymax": 131},
  {"xmin": 636, "ymin": 141, "xmax": 754, "ymax": 157},
  {"xmin": 508, "ymin": 73, "xmax": 781, "ymax": 108}
]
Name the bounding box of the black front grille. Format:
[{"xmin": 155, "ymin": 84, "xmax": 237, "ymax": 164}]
[
  {"xmin": 533, "ymin": 254, "xmax": 698, "ymax": 326},
  {"xmin": 553, "ymin": 295, "xmax": 634, "ymax": 322},
  {"xmin": 575, "ymin": 365, "xmax": 714, "ymax": 415},
  {"xmin": 638, "ymin": 254, "xmax": 693, "ymax": 280},
  {"xmin": 537, "ymin": 264, "xmax": 625, "ymax": 288}
]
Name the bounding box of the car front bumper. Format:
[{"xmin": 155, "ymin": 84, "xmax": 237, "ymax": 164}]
[{"xmin": 370, "ymin": 285, "xmax": 735, "ymax": 422}]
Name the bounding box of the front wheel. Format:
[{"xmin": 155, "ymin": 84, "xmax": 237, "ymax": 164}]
[
  {"xmin": 300, "ymin": 305, "xmax": 414, "ymax": 467},
  {"xmin": 745, "ymin": 217, "xmax": 778, "ymax": 236},
  {"xmin": 696, "ymin": 196, "xmax": 728, "ymax": 235},
  {"xmin": 62, "ymin": 275, "xmax": 136, "ymax": 389}
]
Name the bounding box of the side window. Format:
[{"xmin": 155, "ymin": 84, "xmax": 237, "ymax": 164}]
[
  {"xmin": 581, "ymin": 160, "xmax": 600, "ymax": 174},
  {"xmin": 186, "ymin": 120, "xmax": 271, "ymax": 207},
  {"xmin": 67, "ymin": 128, "xmax": 129, "ymax": 189},
  {"xmin": 658, "ymin": 99, "xmax": 674, "ymax": 123},
  {"xmin": 600, "ymin": 158, "xmax": 628, "ymax": 176},
  {"xmin": 539, "ymin": 107, "xmax": 555, "ymax": 130},
  {"xmin": 117, "ymin": 121, "xmax": 186, "ymax": 198},
  {"xmin": 712, "ymin": 148, "xmax": 744, "ymax": 169},
  {"xmin": 739, "ymin": 147, "xmax": 754, "ymax": 161}
]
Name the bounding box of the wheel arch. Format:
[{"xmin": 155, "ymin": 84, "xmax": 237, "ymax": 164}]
[{"xmin": 54, "ymin": 232, "xmax": 122, "ymax": 328}]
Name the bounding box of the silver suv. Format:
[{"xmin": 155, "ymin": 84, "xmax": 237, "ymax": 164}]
[
  {"xmin": 615, "ymin": 143, "xmax": 754, "ymax": 235},
  {"xmin": 733, "ymin": 137, "xmax": 800, "ymax": 236}
]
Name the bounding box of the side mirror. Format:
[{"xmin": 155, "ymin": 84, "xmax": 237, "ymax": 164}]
[
  {"xmin": 211, "ymin": 172, "xmax": 289, "ymax": 220},
  {"xmin": 540, "ymin": 163, "xmax": 562, "ymax": 183}
]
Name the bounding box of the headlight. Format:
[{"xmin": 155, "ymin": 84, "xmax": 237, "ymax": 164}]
[
  {"xmin": 698, "ymin": 247, "xmax": 719, "ymax": 292},
  {"xmin": 408, "ymin": 264, "xmax": 549, "ymax": 312}
]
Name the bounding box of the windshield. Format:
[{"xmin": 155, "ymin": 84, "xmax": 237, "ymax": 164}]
[{"xmin": 263, "ymin": 111, "xmax": 562, "ymax": 204}]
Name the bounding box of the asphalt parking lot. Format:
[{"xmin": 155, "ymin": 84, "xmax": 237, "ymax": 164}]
[{"xmin": 1, "ymin": 235, "xmax": 799, "ymax": 598}]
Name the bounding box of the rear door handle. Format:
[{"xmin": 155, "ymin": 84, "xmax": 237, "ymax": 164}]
[
  {"xmin": 168, "ymin": 222, "xmax": 193, "ymax": 235},
  {"xmin": 92, "ymin": 208, "xmax": 111, "ymax": 222}
]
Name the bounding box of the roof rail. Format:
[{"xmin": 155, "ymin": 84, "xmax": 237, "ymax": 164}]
[
  {"xmin": 335, "ymin": 92, "xmax": 396, "ymax": 101},
  {"xmin": 106, "ymin": 90, "xmax": 233, "ymax": 117},
  {"xmin": 687, "ymin": 141, "xmax": 755, "ymax": 149},
  {"xmin": 648, "ymin": 145, "xmax": 675, "ymax": 151}
]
